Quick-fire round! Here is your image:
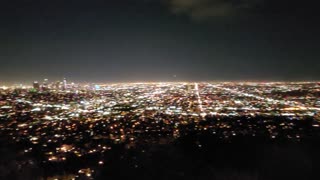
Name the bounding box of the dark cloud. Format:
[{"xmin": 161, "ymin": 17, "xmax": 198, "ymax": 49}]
[{"xmin": 168, "ymin": 0, "xmax": 263, "ymax": 19}]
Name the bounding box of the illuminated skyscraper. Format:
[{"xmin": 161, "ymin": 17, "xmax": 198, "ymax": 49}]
[
  {"xmin": 187, "ymin": 84, "xmax": 193, "ymax": 94},
  {"xmin": 33, "ymin": 81, "xmax": 40, "ymax": 90},
  {"xmin": 42, "ymin": 79, "xmax": 49, "ymax": 90},
  {"xmin": 53, "ymin": 81, "xmax": 60, "ymax": 90},
  {"xmin": 63, "ymin": 78, "xmax": 67, "ymax": 90}
]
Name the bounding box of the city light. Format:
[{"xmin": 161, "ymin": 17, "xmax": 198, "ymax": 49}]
[{"xmin": 0, "ymin": 80, "xmax": 319, "ymax": 179}]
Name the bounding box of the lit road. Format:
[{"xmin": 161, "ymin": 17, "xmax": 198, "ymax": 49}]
[{"xmin": 194, "ymin": 83, "xmax": 204, "ymax": 112}]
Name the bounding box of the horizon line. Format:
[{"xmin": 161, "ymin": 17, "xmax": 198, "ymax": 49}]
[{"xmin": 1, "ymin": 80, "xmax": 320, "ymax": 87}]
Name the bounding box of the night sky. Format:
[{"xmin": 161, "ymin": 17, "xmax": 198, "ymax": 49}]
[{"xmin": 1, "ymin": 0, "xmax": 320, "ymax": 84}]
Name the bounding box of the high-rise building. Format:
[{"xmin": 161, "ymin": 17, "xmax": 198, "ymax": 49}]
[
  {"xmin": 33, "ymin": 81, "xmax": 40, "ymax": 90},
  {"xmin": 63, "ymin": 78, "xmax": 67, "ymax": 90},
  {"xmin": 54, "ymin": 81, "xmax": 61, "ymax": 90},
  {"xmin": 187, "ymin": 84, "xmax": 193, "ymax": 94},
  {"xmin": 43, "ymin": 79, "xmax": 48, "ymax": 85},
  {"xmin": 42, "ymin": 79, "xmax": 49, "ymax": 90}
]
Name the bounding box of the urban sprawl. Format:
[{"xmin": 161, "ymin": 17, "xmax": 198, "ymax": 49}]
[{"xmin": 1, "ymin": 80, "xmax": 320, "ymax": 179}]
